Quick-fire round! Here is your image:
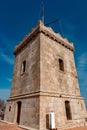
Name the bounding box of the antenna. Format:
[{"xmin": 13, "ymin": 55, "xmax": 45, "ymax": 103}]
[
  {"xmin": 41, "ymin": 0, "xmax": 44, "ymax": 23},
  {"xmin": 40, "ymin": 1, "xmax": 64, "ymax": 37},
  {"xmin": 45, "ymin": 18, "xmax": 59, "ymax": 26},
  {"xmin": 45, "ymin": 18, "xmax": 64, "ymax": 37},
  {"xmin": 58, "ymin": 20, "xmax": 64, "ymax": 37}
]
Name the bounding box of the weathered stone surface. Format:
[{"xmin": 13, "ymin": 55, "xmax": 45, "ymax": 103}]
[{"xmin": 4, "ymin": 21, "xmax": 87, "ymax": 130}]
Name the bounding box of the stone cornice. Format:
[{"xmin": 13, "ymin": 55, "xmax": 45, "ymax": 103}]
[
  {"xmin": 8, "ymin": 90, "xmax": 83, "ymax": 101},
  {"xmin": 14, "ymin": 21, "xmax": 74, "ymax": 55}
]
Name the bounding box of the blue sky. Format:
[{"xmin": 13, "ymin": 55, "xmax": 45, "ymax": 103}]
[{"xmin": 0, "ymin": 0, "xmax": 87, "ymax": 106}]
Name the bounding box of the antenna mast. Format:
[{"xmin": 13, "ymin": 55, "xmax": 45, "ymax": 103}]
[
  {"xmin": 45, "ymin": 18, "xmax": 59, "ymax": 26},
  {"xmin": 45, "ymin": 18, "xmax": 64, "ymax": 37},
  {"xmin": 41, "ymin": 0, "xmax": 44, "ymax": 23}
]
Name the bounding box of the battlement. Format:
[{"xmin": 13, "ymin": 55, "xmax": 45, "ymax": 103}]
[{"xmin": 14, "ymin": 21, "xmax": 74, "ymax": 55}]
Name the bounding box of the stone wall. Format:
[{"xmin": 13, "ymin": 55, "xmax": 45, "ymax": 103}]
[
  {"xmin": 39, "ymin": 32, "xmax": 86, "ymax": 129},
  {"xmin": 40, "ymin": 33, "xmax": 80, "ymax": 96},
  {"xmin": 5, "ymin": 96, "xmax": 40, "ymax": 129},
  {"xmin": 4, "ymin": 22, "xmax": 87, "ymax": 130},
  {"xmin": 39, "ymin": 95, "xmax": 86, "ymax": 130},
  {"xmin": 10, "ymin": 35, "xmax": 40, "ymax": 97}
]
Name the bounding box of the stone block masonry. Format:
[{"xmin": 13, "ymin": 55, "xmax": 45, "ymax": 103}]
[{"xmin": 4, "ymin": 21, "xmax": 87, "ymax": 130}]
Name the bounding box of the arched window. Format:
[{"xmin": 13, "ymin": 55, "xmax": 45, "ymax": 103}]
[
  {"xmin": 65, "ymin": 101, "xmax": 72, "ymax": 120},
  {"xmin": 21, "ymin": 60, "xmax": 26, "ymax": 73},
  {"xmin": 59, "ymin": 58, "xmax": 64, "ymax": 71}
]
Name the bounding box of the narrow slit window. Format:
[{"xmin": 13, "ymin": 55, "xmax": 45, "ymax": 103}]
[
  {"xmin": 59, "ymin": 59, "xmax": 64, "ymax": 71},
  {"xmin": 21, "ymin": 60, "xmax": 26, "ymax": 73},
  {"xmin": 81, "ymin": 103, "xmax": 83, "ymax": 110},
  {"xmin": 65, "ymin": 101, "xmax": 72, "ymax": 120},
  {"xmin": 9, "ymin": 106, "xmax": 11, "ymax": 112}
]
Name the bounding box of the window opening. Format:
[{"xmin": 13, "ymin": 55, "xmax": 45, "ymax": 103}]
[
  {"xmin": 65, "ymin": 101, "xmax": 72, "ymax": 120},
  {"xmin": 59, "ymin": 59, "xmax": 64, "ymax": 71},
  {"xmin": 17, "ymin": 101, "xmax": 22, "ymax": 124},
  {"xmin": 21, "ymin": 60, "xmax": 26, "ymax": 73},
  {"xmin": 9, "ymin": 106, "xmax": 11, "ymax": 112}
]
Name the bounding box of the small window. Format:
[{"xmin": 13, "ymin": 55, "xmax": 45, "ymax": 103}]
[
  {"xmin": 65, "ymin": 101, "xmax": 72, "ymax": 120},
  {"xmin": 59, "ymin": 58, "xmax": 64, "ymax": 71},
  {"xmin": 85, "ymin": 118, "xmax": 87, "ymax": 122},
  {"xmin": 21, "ymin": 60, "xmax": 26, "ymax": 73},
  {"xmin": 9, "ymin": 106, "xmax": 11, "ymax": 112},
  {"xmin": 81, "ymin": 103, "xmax": 83, "ymax": 110}
]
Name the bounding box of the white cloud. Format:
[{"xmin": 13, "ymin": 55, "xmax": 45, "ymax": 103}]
[
  {"xmin": 0, "ymin": 89, "xmax": 10, "ymax": 101},
  {"xmin": 77, "ymin": 52, "xmax": 87, "ymax": 105},
  {"xmin": 77, "ymin": 53, "xmax": 87, "ymax": 78},
  {"xmin": 64, "ymin": 21, "xmax": 77, "ymax": 42},
  {"xmin": 7, "ymin": 78, "xmax": 12, "ymax": 82},
  {"xmin": 78, "ymin": 53, "xmax": 87, "ymax": 71},
  {"xmin": 0, "ymin": 49, "xmax": 14, "ymax": 65}
]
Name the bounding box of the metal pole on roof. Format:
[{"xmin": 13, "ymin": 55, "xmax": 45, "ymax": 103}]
[
  {"xmin": 41, "ymin": 0, "xmax": 44, "ymax": 24},
  {"xmin": 45, "ymin": 18, "xmax": 64, "ymax": 37}
]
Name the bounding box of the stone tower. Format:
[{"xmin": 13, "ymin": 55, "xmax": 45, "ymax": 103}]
[{"xmin": 5, "ymin": 21, "xmax": 87, "ymax": 130}]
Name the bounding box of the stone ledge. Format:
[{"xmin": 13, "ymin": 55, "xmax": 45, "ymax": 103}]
[
  {"xmin": 19, "ymin": 125, "xmax": 38, "ymax": 130},
  {"xmin": 14, "ymin": 21, "xmax": 74, "ymax": 55},
  {"xmin": 8, "ymin": 91, "xmax": 83, "ymax": 101},
  {"xmin": 0, "ymin": 120, "xmax": 14, "ymax": 124}
]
